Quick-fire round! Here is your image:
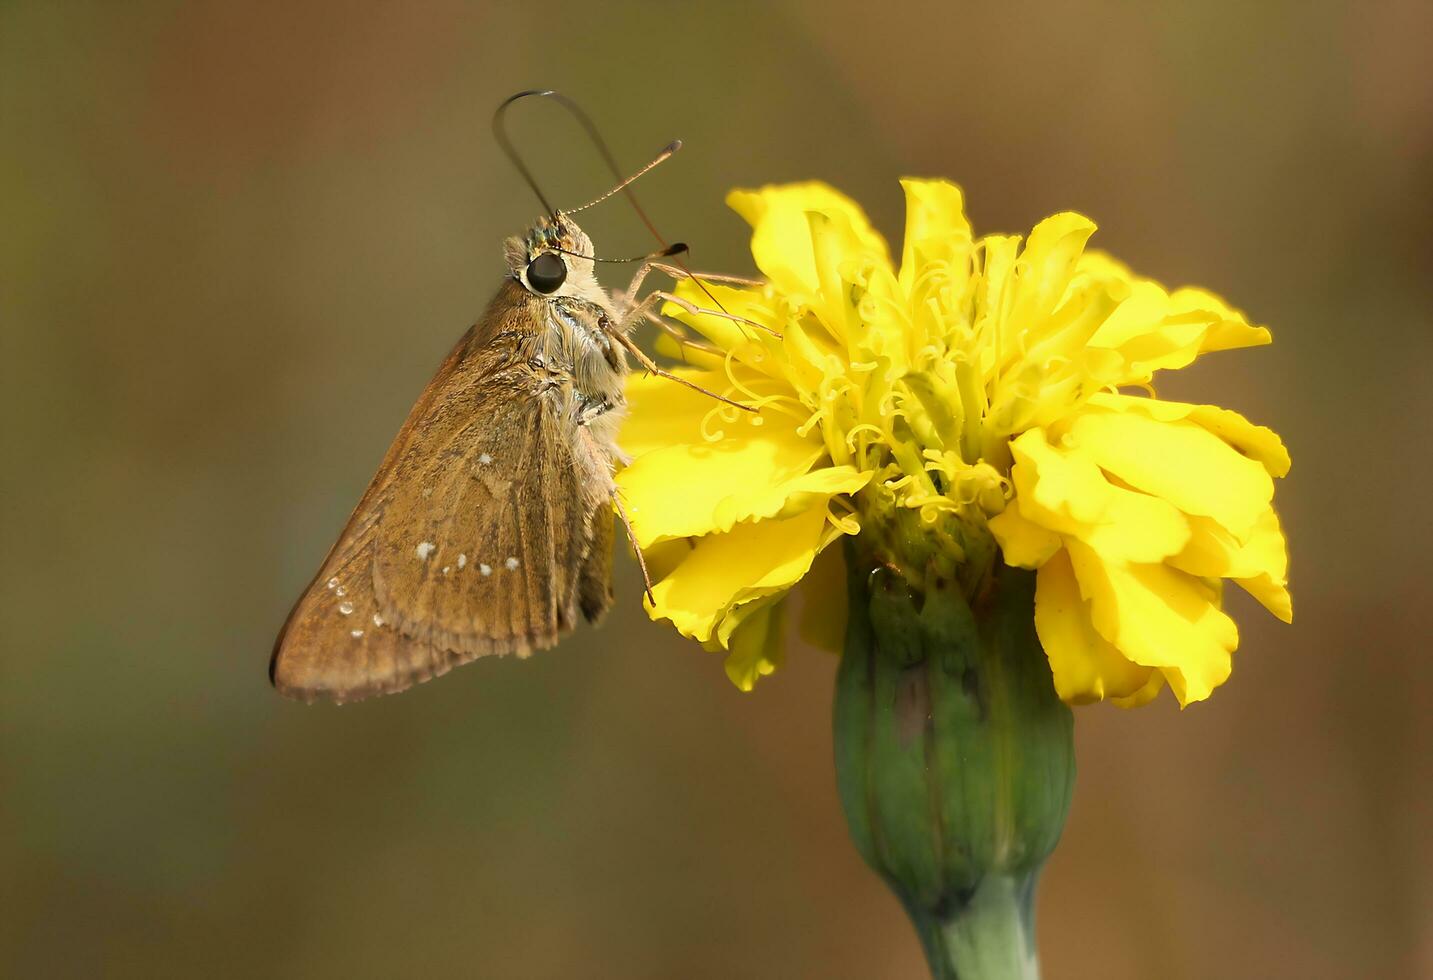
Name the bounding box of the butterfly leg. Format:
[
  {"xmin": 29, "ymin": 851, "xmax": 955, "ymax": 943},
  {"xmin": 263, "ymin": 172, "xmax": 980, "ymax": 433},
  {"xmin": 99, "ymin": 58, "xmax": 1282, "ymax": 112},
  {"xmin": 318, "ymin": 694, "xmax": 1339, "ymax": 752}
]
[
  {"xmin": 614, "ymin": 285, "xmax": 775, "ymax": 348},
  {"xmin": 645, "ymin": 261, "xmax": 765, "ymax": 287},
  {"xmin": 629, "ymin": 307, "xmax": 725, "ymax": 364},
  {"xmin": 616, "ymin": 261, "xmax": 763, "ymax": 310},
  {"xmin": 611, "ymin": 490, "xmax": 654, "ymax": 604},
  {"xmin": 602, "ymin": 311, "xmax": 754, "ymax": 412},
  {"xmin": 641, "ymin": 290, "xmax": 781, "ymax": 339},
  {"xmin": 615, "ymin": 263, "xmax": 776, "ymax": 339}
]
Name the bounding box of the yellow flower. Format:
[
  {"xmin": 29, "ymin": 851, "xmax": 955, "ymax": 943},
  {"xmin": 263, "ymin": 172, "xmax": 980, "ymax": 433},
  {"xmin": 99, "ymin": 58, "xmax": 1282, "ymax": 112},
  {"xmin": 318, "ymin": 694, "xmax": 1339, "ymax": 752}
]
[{"xmin": 616, "ymin": 179, "xmax": 1290, "ymax": 705}]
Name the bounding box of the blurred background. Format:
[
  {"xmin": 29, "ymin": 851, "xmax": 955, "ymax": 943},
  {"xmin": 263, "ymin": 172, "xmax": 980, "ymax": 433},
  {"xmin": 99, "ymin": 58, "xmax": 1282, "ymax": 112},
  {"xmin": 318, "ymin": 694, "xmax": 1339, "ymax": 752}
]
[{"xmin": 3, "ymin": 1, "xmax": 1430, "ymax": 977}]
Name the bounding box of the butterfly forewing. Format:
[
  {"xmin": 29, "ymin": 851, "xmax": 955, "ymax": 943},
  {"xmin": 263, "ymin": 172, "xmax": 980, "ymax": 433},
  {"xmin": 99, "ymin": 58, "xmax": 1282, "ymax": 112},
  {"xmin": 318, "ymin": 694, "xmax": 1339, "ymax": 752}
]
[{"xmin": 271, "ymin": 281, "xmax": 616, "ymax": 704}]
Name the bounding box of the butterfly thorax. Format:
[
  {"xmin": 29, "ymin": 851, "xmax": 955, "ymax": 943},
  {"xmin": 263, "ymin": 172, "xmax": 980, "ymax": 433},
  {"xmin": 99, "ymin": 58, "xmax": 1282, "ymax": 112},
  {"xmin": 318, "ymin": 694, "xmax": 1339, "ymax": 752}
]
[{"xmin": 497, "ymin": 213, "xmax": 628, "ymax": 456}]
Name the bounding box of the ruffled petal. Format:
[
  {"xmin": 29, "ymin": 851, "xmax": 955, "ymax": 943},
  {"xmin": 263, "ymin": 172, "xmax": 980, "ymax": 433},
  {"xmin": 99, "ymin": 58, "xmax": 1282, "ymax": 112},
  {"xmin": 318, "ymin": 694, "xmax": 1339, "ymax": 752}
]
[
  {"xmin": 1007, "ymin": 429, "xmax": 1190, "ymax": 563},
  {"xmin": 619, "ymin": 371, "xmax": 871, "ymax": 548},
  {"xmin": 1034, "ymin": 549, "xmax": 1161, "ymax": 704},
  {"xmin": 1108, "ymin": 670, "xmax": 1166, "ymax": 708},
  {"xmin": 989, "ymin": 496, "xmax": 1063, "ymax": 569},
  {"xmin": 1169, "ymin": 287, "xmax": 1271, "ymax": 354},
  {"xmin": 727, "ymin": 183, "xmax": 890, "ymax": 296},
  {"xmin": 1087, "ymin": 392, "xmax": 1291, "ymax": 478},
  {"xmin": 898, "ymin": 178, "xmax": 973, "ymax": 293},
  {"xmin": 1065, "ymin": 408, "xmax": 1273, "ymax": 539},
  {"xmin": 1081, "ymin": 259, "xmax": 1271, "ymax": 382},
  {"xmin": 718, "ymin": 597, "xmax": 786, "ymax": 691},
  {"xmin": 1170, "ymin": 509, "xmax": 1292, "ymax": 623},
  {"xmin": 1065, "ymin": 540, "xmax": 1238, "ymax": 706},
  {"xmin": 621, "ymin": 404, "xmax": 866, "ymax": 553},
  {"xmin": 645, "ymin": 504, "xmax": 842, "ymax": 645},
  {"xmin": 1005, "ymin": 212, "xmax": 1099, "ymax": 349}
]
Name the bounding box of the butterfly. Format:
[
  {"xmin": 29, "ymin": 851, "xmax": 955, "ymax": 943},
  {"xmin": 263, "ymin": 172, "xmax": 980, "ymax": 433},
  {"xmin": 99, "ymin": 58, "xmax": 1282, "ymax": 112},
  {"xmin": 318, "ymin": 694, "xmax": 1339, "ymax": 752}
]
[{"xmin": 270, "ymin": 91, "xmax": 759, "ymax": 704}]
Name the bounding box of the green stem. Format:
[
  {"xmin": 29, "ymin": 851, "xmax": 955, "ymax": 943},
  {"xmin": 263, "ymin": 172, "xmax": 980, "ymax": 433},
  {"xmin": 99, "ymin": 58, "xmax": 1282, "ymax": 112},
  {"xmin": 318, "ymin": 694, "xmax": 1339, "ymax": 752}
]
[
  {"xmin": 905, "ymin": 873, "xmax": 1040, "ymax": 980},
  {"xmin": 833, "ymin": 541, "xmax": 1074, "ymax": 980}
]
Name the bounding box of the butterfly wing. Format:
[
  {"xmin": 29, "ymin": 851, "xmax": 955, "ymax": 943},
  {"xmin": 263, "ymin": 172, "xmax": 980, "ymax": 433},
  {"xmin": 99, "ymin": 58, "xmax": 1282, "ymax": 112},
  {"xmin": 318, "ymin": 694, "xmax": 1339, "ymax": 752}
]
[{"xmin": 271, "ymin": 284, "xmax": 616, "ymax": 703}]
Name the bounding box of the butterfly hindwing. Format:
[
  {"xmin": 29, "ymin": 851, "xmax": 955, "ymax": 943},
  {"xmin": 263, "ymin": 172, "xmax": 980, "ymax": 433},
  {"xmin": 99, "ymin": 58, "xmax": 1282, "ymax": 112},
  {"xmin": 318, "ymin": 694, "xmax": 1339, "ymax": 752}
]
[{"xmin": 270, "ymin": 283, "xmax": 616, "ymax": 703}]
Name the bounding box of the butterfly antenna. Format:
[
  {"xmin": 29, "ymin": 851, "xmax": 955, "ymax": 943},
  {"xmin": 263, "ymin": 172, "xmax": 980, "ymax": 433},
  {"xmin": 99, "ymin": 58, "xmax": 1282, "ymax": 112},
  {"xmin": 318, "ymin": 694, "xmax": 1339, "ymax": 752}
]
[
  {"xmin": 492, "ymin": 90, "xmax": 557, "ymax": 215},
  {"xmin": 492, "ymin": 90, "xmax": 736, "ymax": 319},
  {"xmin": 562, "ymin": 140, "xmax": 682, "ymax": 216}
]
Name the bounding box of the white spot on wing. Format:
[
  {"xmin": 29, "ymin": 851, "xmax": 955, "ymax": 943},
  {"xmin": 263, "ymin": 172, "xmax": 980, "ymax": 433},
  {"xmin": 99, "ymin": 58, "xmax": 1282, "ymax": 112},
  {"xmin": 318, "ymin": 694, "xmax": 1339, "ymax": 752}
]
[
  {"xmin": 442, "ymin": 565, "xmax": 451, "ymax": 574},
  {"xmin": 479, "ymin": 563, "xmax": 492, "ymax": 576},
  {"xmin": 335, "ymin": 585, "xmax": 347, "ymax": 597},
  {"xmin": 372, "ymin": 612, "xmax": 384, "ymax": 627},
  {"xmin": 504, "ymin": 556, "xmax": 520, "ymax": 571},
  {"xmin": 457, "ymin": 553, "xmax": 467, "ymax": 569},
  {"xmin": 350, "ymin": 629, "xmax": 364, "ymax": 638},
  {"xmin": 478, "ymin": 453, "xmax": 493, "ymax": 465},
  {"xmin": 326, "ymin": 577, "xmax": 339, "ymax": 590},
  {"xmin": 416, "ymin": 541, "xmax": 435, "ymax": 561},
  {"xmin": 338, "ymin": 601, "xmax": 354, "ymax": 615}
]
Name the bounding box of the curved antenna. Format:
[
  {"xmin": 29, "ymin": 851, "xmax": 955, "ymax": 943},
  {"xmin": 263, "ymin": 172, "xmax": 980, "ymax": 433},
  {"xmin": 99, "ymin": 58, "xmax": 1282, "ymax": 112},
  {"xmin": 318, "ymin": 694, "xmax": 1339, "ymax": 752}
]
[
  {"xmin": 492, "ymin": 90, "xmax": 734, "ymax": 319},
  {"xmin": 491, "ymin": 89, "xmax": 671, "ymax": 246},
  {"xmin": 492, "ymin": 90, "xmax": 557, "ymax": 215}
]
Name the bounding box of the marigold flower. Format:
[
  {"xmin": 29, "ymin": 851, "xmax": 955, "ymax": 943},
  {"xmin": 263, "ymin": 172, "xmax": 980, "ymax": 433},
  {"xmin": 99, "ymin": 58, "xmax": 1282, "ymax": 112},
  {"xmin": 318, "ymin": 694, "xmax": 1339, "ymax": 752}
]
[{"xmin": 616, "ymin": 179, "xmax": 1290, "ymax": 706}]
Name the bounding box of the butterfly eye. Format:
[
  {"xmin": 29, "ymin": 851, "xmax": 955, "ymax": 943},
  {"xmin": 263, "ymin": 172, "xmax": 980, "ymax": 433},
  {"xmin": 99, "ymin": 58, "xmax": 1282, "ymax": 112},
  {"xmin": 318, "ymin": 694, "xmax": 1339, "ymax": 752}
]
[{"xmin": 526, "ymin": 251, "xmax": 567, "ymax": 294}]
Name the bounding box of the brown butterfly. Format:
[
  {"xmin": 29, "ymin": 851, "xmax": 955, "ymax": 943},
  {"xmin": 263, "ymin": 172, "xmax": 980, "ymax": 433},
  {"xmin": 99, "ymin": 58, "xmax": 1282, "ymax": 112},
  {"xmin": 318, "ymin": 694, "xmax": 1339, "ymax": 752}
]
[{"xmin": 270, "ymin": 92, "xmax": 759, "ymax": 704}]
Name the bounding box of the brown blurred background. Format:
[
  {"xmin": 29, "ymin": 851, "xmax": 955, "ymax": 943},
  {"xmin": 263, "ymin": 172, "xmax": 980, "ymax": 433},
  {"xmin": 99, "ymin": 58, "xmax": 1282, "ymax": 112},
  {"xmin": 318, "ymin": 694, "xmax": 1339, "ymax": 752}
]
[{"xmin": 3, "ymin": 2, "xmax": 1430, "ymax": 977}]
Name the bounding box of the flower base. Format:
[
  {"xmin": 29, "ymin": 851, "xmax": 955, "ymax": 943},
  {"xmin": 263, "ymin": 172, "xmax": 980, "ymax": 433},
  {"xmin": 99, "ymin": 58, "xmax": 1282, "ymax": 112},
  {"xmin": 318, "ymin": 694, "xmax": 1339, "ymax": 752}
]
[{"xmin": 833, "ymin": 542, "xmax": 1074, "ymax": 979}]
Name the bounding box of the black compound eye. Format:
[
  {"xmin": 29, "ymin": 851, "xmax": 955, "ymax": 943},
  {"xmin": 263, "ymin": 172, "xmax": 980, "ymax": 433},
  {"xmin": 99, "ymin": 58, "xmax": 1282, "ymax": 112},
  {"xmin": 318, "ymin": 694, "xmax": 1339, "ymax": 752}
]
[{"xmin": 526, "ymin": 251, "xmax": 567, "ymax": 294}]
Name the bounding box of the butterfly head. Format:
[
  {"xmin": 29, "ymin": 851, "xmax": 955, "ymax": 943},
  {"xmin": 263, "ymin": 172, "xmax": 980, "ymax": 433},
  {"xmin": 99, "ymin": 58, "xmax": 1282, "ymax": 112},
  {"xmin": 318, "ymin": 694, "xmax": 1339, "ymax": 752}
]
[{"xmin": 504, "ymin": 212, "xmax": 603, "ymax": 304}]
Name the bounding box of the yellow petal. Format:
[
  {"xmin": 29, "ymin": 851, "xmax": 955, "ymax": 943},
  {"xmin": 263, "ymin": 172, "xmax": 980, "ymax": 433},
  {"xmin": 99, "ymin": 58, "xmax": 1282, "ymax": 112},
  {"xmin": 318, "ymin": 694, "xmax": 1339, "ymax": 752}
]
[
  {"xmin": 1088, "ymin": 279, "xmax": 1222, "ymax": 377},
  {"xmin": 620, "ymin": 370, "xmax": 869, "ymax": 548},
  {"xmin": 1086, "ymin": 393, "xmax": 1290, "ymax": 478},
  {"xmin": 1168, "ymin": 287, "xmax": 1271, "ymax": 354},
  {"xmin": 727, "ymin": 182, "xmax": 890, "ymax": 296},
  {"xmin": 1005, "ymin": 212, "xmax": 1098, "ymax": 345},
  {"xmin": 1065, "ymin": 540, "xmax": 1237, "ymax": 706},
  {"xmin": 1080, "ymin": 258, "xmax": 1270, "ymax": 382},
  {"xmin": 1007, "ymin": 429, "xmax": 1190, "ymax": 562},
  {"xmin": 619, "ymin": 368, "xmax": 742, "ymax": 459},
  {"xmin": 1034, "ymin": 549, "xmax": 1161, "ymax": 704},
  {"xmin": 619, "ymin": 416, "xmax": 866, "ymax": 549},
  {"xmin": 806, "ymin": 209, "xmax": 874, "ymax": 348},
  {"xmin": 898, "ymin": 178, "xmax": 973, "ymax": 293},
  {"xmin": 989, "ymin": 496, "xmax": 1063, "ymax": 569},
  {"xmin": 1107, "ymin": 670, "xmax": 1166, "ymax": 708},
  {"xmin": 720, "ymin": 598, "xmax": 787, "ymax": 691},
  {"xmin": 1066, "ymin": 408, "xmax": 1273, "ymax": 539},
  {"xmin": 652, "ymin": 330, "xmax": 726, "ymax": 372},
  {"xmin": 1076, "ymin": 249, "xmax": 1135, "ymax": 284},
  {"xmin": 1170, "ymin": 509, "xmax": 1292, "ymax": 623},
  {"xmin": 646, "ymin": 504, "xmax": 837, "ymax": 644}
]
